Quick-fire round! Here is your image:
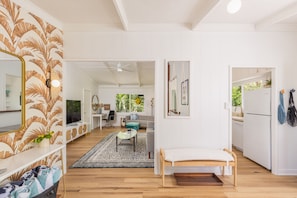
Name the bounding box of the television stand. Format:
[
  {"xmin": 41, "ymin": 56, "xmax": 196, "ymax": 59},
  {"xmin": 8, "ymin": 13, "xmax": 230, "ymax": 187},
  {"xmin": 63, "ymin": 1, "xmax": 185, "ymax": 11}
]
[
  {"xmin": 66, "ymin": 122, "xmax": 88, "ymax": 143},
  {"xmin": 67, "ymin": 123, "xmax": 78, "ymax": 126}
]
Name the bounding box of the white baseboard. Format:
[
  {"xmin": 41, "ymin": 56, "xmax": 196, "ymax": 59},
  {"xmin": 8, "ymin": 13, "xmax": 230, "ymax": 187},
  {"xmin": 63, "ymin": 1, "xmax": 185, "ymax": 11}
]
[{"xmin": 275, "ymin": 169, "xmax": 297, "ymax": 175}]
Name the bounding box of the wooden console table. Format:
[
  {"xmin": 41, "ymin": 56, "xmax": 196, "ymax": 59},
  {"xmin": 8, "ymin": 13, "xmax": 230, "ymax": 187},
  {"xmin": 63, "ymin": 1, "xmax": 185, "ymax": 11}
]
[{"xmin": 0, "ymin": 144, "xmax": 65, "ymax": 182}]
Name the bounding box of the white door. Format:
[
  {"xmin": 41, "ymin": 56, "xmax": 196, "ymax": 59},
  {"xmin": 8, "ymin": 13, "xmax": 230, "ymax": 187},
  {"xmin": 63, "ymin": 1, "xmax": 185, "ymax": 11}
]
[{"xmin": 83, "ymin": 89, "xmax": 91, "ymax": 130}]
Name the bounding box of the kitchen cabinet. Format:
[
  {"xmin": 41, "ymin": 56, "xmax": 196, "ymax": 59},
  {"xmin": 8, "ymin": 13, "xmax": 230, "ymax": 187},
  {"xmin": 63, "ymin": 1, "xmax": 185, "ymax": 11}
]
[{"xmin": 232, "ymin": 119, "xmax": 243, "ymax": 151}]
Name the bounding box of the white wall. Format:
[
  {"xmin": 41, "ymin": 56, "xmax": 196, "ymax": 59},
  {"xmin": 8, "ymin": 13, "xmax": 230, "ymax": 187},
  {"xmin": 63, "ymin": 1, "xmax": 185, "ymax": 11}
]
[
  {"xmin": 64, "ymin": 31, "xmax": 297, "ymax": 175},
  {"xmin": 98, "ymin": 86, "xmax": 155, "ymax": 126},
  {"xmin": 63, "ymin": 62, "xmax": 98, "ymax": 129}
]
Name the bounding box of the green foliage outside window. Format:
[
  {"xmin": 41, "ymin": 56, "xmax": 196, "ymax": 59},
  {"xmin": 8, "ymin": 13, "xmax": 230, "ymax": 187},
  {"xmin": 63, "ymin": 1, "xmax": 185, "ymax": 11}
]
[
  {"xmin": 232, "ymin": 86, "xmax": 242, "ymax": 107},
  {"xmin": 243, "ymin": 80, "xmax": 265, "ymax": 91},
  {"xmin": 116, "ymin": 94, "xmax": 144, "ymax": 112}
]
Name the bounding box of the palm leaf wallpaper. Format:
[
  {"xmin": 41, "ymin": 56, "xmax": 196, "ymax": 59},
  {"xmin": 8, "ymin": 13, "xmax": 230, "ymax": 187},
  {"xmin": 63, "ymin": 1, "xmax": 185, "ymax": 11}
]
[{"xmin": 0, "ymin": 0, "xmax": 63, "ymax": 162}]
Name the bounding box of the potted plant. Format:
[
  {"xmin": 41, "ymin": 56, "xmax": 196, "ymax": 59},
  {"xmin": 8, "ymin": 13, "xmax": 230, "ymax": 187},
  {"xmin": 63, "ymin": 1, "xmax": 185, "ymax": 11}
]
[
  {"xmin": 32, "ymin": 131, "xmax": 54, "ymax": 147},
  {"xmin": 265, "ymin": 79, "xmax": 272, "ymax": 88}
]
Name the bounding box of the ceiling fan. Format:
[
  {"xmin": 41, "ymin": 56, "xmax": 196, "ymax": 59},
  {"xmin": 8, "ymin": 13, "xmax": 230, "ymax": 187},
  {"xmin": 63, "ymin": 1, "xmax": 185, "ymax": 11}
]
[{"xmin": 109, "ymin": 62, "xmax": 133, "ymax": 72}]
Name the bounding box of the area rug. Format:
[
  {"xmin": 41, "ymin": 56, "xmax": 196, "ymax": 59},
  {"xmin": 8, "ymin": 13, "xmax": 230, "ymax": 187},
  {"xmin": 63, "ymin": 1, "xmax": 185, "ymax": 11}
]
[{"xmin": 71, "ymin": 132, "xmax": 154, "ymax": 168}]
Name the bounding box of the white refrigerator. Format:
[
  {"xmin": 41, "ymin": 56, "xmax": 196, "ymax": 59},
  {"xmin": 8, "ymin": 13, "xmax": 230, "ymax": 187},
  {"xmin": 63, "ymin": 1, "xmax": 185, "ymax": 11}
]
[{"xmin": 243, "ymin": 88, "xmax": 271, "ymax": 170}]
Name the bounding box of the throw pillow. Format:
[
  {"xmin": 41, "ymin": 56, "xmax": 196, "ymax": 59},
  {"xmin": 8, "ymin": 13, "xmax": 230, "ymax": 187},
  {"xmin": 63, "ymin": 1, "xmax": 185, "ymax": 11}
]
[{"xmin": 130, "ymin": 114, "xmax": 138, "ymax": 120}]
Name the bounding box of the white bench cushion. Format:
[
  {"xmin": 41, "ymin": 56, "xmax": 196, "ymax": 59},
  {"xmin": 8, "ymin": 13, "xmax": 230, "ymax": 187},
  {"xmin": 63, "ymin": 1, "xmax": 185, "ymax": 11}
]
[{"xmin": 164, "ymin": 148, "xmax": 234, "ymax": 163}]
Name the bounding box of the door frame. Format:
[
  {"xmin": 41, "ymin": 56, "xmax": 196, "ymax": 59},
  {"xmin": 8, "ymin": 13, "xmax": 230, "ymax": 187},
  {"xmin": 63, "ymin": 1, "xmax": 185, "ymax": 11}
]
[
  {"xmin": 83, "ymin": 88, "xmax": 91, "ymax": 131},
  {"xmin": 228, "ymin": 65, "xmax": 278, "ymax": 174}
]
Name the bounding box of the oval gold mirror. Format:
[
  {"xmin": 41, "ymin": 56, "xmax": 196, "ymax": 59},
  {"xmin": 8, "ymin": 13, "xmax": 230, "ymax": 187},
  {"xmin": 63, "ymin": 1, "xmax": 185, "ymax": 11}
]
[
  {"xmin": 92, "ymin": 95, "xmax": 99, "ymax": 111},
  {"xmin": 0, "ymin": 49, "xmax": 25, "ymax": 134}
]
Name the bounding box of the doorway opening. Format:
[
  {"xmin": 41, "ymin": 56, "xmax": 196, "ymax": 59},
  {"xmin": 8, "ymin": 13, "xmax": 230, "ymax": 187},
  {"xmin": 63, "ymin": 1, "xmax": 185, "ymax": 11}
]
[
  {"xmin": 230, "ymin": 66, "xmax": 276, "ymax": 173},
  {"xmin": 65, "ymin": 59, "xmax": 157, "ymax": 170}
]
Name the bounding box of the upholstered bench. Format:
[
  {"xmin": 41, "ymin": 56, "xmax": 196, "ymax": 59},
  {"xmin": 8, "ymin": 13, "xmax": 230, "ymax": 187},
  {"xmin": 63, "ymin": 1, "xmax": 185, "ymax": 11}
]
[
  {"xmin": 126, "ymin": 122, "xmax": 140, "ymax": 130},
  {"xmin": 160, "ymin": 148, "xmax": 237, "ymax": 187}
]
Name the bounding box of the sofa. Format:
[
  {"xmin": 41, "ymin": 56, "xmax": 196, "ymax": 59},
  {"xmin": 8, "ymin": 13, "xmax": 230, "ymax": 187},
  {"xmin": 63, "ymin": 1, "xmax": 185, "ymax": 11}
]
[
  {"xmin": 125, "ymin": 114, "xmax": 154, "ymax": 129},
  {"xmin": 146, "ymin": 121, "xmax": 154, "ymax": 159}
]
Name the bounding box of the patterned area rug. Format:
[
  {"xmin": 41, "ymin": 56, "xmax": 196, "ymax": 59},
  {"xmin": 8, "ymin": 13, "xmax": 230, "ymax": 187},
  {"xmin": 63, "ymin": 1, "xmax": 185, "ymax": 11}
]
[{"xmin": 71, "ymin": 132, "xmax": 154, "ymax": 168}]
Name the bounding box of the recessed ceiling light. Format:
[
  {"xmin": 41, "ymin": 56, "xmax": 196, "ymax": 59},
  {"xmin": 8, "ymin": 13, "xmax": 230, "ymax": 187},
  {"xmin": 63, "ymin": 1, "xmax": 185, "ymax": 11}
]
[{"xmin": 227, "ymin": 0, "xmax": 242, "ymax": 14}]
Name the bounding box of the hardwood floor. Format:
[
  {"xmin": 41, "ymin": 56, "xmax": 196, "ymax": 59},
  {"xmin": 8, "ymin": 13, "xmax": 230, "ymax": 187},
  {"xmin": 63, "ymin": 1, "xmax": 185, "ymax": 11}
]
[{"xmin": 58, "ymin": 127, "xmax": 297, "ymax": 198}]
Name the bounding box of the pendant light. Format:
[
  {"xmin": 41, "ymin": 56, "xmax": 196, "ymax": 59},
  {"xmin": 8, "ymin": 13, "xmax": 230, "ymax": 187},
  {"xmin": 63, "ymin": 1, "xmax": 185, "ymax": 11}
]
[{"xmin": 227, "ymin": 0, "xmax": 242, "ymax": 14}]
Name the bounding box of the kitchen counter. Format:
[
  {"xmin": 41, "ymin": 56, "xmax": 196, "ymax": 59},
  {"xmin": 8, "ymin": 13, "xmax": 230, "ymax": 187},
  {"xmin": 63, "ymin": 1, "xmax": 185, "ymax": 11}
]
[{"xmin": 232, "ymin": 116, "xmax": 244, "ymax": 122}]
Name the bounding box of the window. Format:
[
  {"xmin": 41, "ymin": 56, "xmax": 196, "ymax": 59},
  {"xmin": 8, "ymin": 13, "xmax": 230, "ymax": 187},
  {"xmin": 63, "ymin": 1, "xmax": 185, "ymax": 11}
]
[
  {"xmin": 115, "ymin": 94, "xmax": 144, "ymax": 112},
  {"xmin": 232, "ymin": 86, "xmax": 242, "ymax": 115},
  {"xmin": 243, "ymin": 80, "xmax": 267, "ymax": 91},
  {"xmin": 232, "ymin": 86, "xmax": 242, "ymax": 107}
]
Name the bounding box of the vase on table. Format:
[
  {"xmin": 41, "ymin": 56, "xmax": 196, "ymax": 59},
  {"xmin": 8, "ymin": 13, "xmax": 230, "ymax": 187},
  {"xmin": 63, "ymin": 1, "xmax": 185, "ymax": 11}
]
[{"xmin": 39, "ymin": 138, "xmax": 50, "ymax": 147}]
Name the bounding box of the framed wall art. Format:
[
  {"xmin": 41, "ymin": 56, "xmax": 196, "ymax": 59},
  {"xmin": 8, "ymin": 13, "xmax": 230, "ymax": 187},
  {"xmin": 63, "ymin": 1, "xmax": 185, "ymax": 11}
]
[{"xmin": 181, "ymin": 79, "xmax": 189, "ymax": 105}]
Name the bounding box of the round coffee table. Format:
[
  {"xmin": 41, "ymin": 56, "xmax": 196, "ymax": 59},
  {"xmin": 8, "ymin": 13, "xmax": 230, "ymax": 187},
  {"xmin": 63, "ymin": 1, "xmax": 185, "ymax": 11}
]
[{"xmin": 116, "ymin": 129, "xmax": 137, "ymax": 152}]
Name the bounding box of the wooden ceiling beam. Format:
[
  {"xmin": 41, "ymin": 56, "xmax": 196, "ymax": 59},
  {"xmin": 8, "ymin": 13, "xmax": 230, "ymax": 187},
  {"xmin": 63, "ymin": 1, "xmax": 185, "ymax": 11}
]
[
  {"xmin": 255, "ymin": 2, "xmax": 297, "ymax": 30},
  {"xmin": 113, "ymin": 0, "xmax": 129, "ymax": 31},
  {"xmin": 191, "ymin": 0, "xmax": 221, "ymax": 30}
]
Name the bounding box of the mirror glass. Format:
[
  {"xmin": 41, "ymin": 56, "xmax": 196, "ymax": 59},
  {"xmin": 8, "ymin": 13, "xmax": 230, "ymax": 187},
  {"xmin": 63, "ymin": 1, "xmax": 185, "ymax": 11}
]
[
  {"xmin": 166, "ymin": 61, "xmax": 190, "ymax": 117},
  {"xmin": 92, "ymin": 95, "xmax": 99, "ymax": 111},
  {"xmin": 0, "ymin": 49, "xmax": 25, "ymax": 133}
]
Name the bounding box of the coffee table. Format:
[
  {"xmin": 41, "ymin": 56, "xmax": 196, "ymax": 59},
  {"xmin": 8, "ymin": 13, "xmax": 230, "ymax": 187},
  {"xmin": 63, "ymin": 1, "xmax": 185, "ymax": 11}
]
[{"xmin": 116, "ymin": 129, "xmax": 137, "ymax": 152}]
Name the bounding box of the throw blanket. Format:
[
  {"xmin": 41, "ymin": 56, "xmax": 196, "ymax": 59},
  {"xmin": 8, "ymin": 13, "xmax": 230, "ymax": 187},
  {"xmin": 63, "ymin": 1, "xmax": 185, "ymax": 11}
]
[{"xmin": 0, "ymin": 165, "xmax": 61, "ymax": 198}]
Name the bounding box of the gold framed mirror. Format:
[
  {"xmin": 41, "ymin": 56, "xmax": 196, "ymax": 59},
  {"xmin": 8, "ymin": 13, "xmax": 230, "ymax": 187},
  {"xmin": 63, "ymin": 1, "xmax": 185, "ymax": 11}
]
[
  {"xmin": 0, "ymin": 49, "xmax": 25, "ymax": 134},
  {"xmin": 165, "ymin": 60, "xmax": 190, "ymax": 118},
  {"xmin": 91, "ymin": 95, "xmax": 100, "ymax": 111}
]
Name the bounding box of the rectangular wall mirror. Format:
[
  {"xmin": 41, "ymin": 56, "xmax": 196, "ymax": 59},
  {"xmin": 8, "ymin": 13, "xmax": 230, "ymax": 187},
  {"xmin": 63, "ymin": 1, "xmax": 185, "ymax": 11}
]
[{"xmin": 166, "ymin": 60, "xmax": 190, "ymax": 118}]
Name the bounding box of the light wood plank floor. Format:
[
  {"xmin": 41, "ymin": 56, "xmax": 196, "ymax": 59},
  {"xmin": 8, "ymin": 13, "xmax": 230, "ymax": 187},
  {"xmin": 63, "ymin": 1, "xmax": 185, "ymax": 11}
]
[{"xmin": 58, "ymin": 127, "xmax": 297, "ymax": 198}]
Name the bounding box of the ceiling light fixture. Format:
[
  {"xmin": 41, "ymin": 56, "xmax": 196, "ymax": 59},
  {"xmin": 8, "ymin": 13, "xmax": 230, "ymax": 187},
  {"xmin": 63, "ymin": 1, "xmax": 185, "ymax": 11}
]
[
  {"xmin": 227, "ymin": 0, "xmax": 242, "ymax": 14},
  {"xmin": 116, "ymin": 62, "xmax": 123, "ymax": 72}
]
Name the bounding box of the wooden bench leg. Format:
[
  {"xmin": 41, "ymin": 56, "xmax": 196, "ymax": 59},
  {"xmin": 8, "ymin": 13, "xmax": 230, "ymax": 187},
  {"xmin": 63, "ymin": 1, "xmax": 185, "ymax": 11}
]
[
  {"xmin": 162, "ymin": 160, "xmax": 165, "ymax": 186},
  {"xmin": 234, "ymin": 164, "xmax": 237, "ymax": 187},
  {"xmin": 160, "ymin": 149, "xmax": 165, "ymax": 187}
]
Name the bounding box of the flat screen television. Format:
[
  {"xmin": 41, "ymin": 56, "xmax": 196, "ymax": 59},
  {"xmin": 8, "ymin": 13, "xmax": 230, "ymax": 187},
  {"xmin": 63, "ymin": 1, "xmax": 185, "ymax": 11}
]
[{"xmin": 66, "ymin": 100, "xmax": 81, "ymax": 125}]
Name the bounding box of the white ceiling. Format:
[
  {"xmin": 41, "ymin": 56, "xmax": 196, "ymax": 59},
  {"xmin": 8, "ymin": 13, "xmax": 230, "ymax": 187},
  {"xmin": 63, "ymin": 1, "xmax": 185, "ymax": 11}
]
[
  {"xmin": 28, "ymin": 0, "xmax": 297, "ymax": 86},
  {"xmin": 28, "ymin": 0, "xmax": 297, "ymax": 31},
  {"xmin": 68, "ymin": 61, "xmax": 155, "ymax": 87}
]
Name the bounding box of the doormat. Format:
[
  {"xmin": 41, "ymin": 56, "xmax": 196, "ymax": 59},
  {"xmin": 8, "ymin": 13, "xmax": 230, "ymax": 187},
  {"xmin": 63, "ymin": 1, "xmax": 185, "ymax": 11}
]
[{"xmin": 174, "ymin": 173, "xmax": 223, "ymax": 186}]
